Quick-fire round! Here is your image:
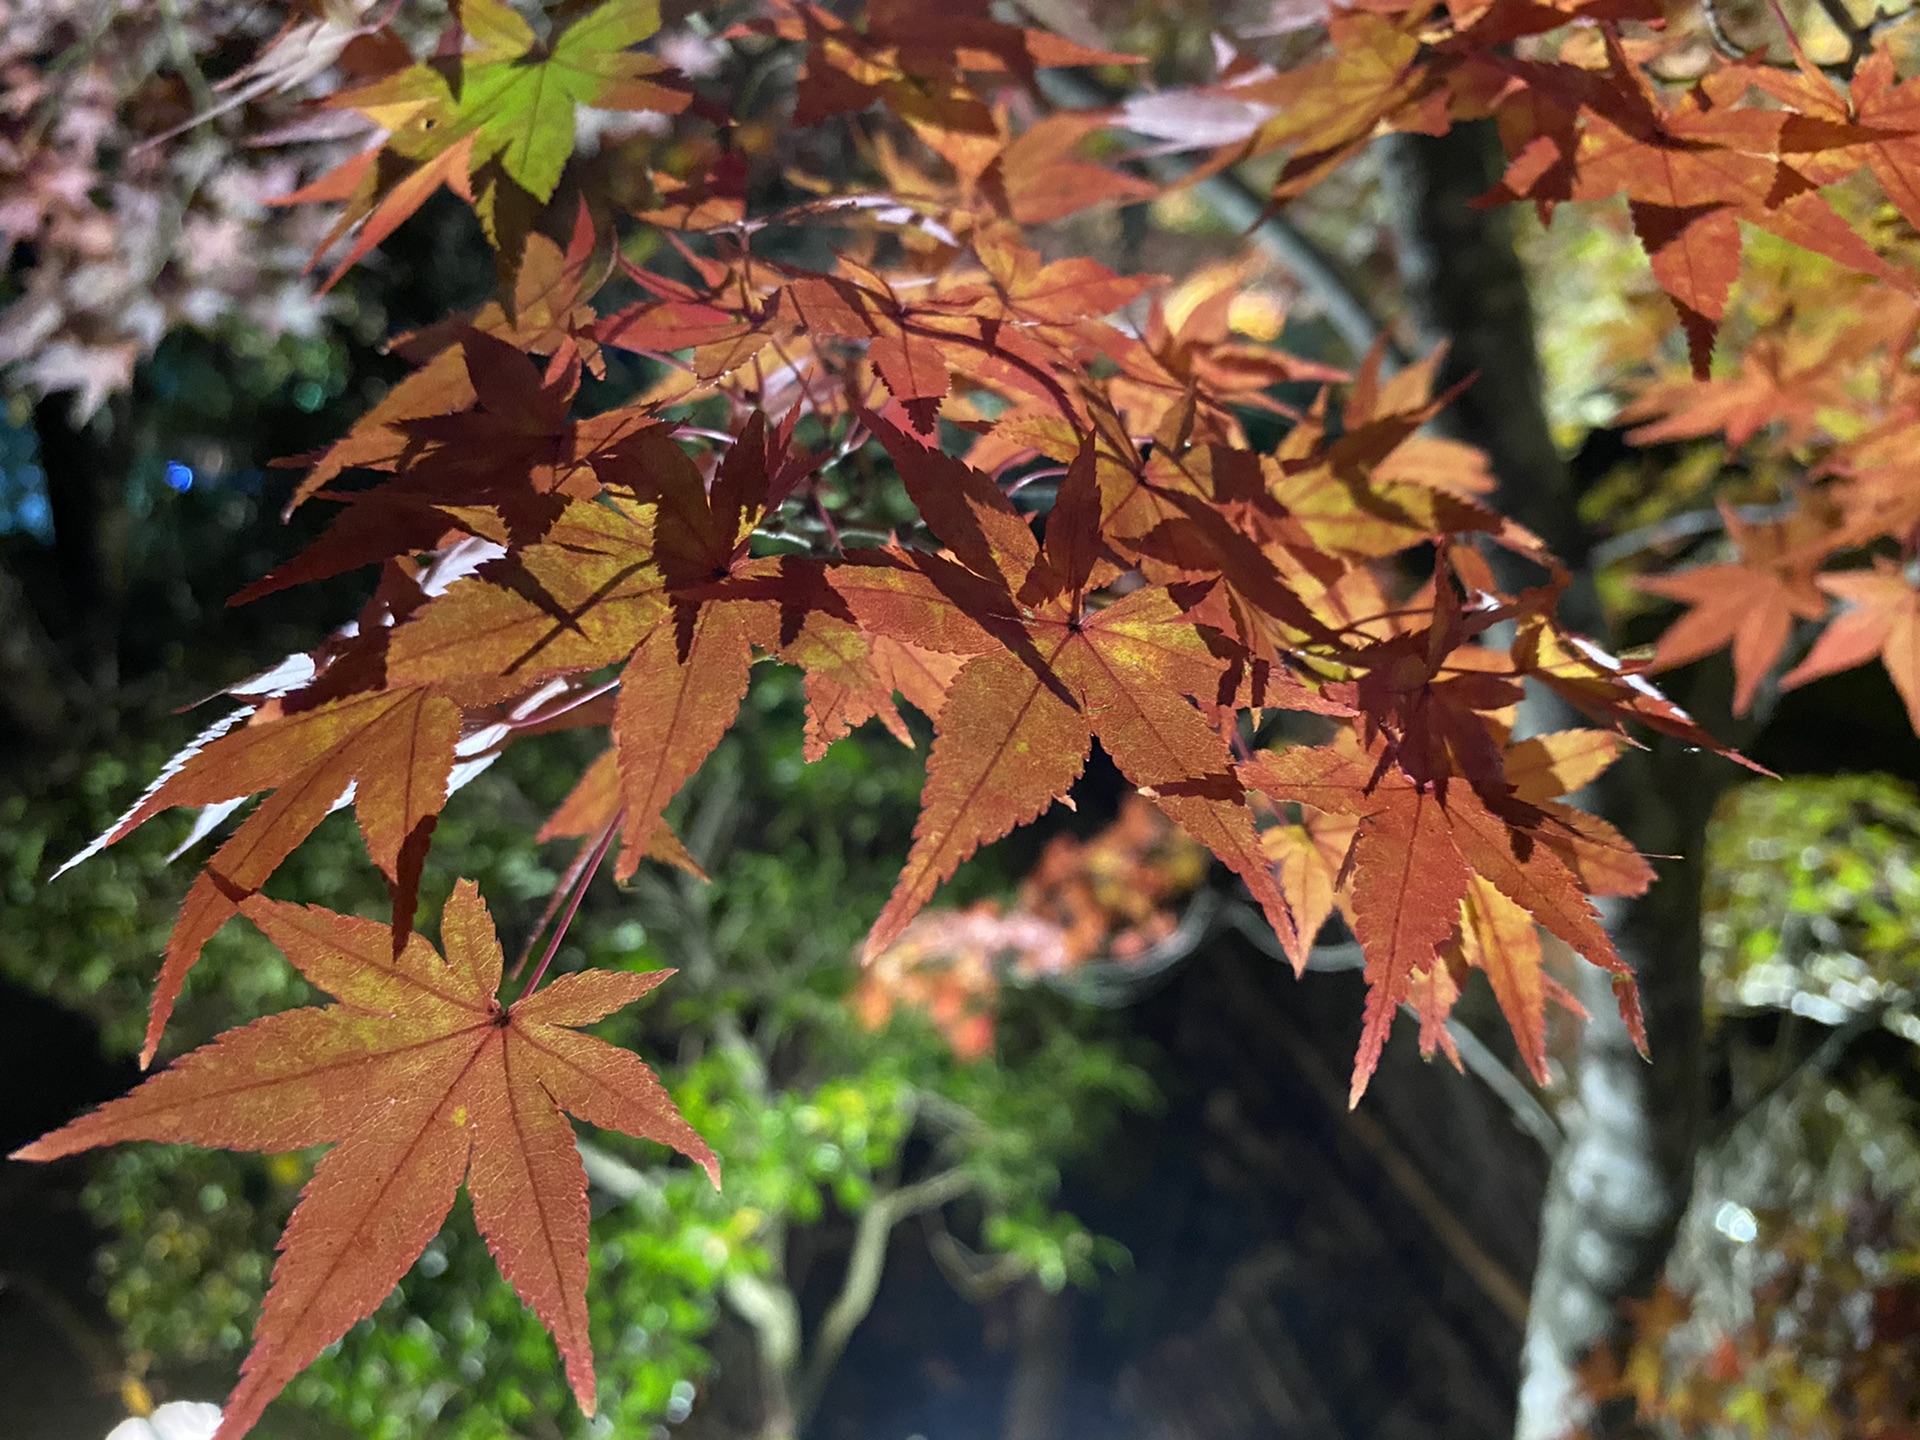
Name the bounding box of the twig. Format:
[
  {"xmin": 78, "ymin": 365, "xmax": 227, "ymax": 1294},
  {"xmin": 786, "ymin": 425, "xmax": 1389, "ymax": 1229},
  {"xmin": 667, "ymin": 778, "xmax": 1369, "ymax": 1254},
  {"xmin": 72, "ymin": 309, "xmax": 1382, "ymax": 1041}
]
[
  {"xmin": 1706, "ymin": 1004, "xmax": 1885, "ymax": 1146},
  {"xmin": 1586, "ymin": 498, "xmax": 1800, "ymax": 570},
  {"xmin": 722, "ymin": 1268, "xmax": 803, "ymax": 1392},
  {"xmin": 1035, "ymin": 71, "xmax": 1400, "ymax": 370},
  {"xmin": 923, "ymin": 1210, "xmax": 1029, "ymax": 1300},
  {"xmin": 1447, "ymin": 1017, "xmax": 1565, "ymax": 1155},
  {"xmin": 1700, "ymin": 0, "xmax": 1755, "ymax": 60},
  {"xmin": 1254, "ymin": 993, "xmax": 1535, "ymax": 1326},
  {"xmin": 0, "ymin": 1269, "xmax": 123, "ymax": 1390},
  {"xmin": 519, "ymin": 812, "xmax": 619, "ymax": 996},
  {"xmin": 793, "ymin": 1167, "xmax": 976, "ymax": 1426}
]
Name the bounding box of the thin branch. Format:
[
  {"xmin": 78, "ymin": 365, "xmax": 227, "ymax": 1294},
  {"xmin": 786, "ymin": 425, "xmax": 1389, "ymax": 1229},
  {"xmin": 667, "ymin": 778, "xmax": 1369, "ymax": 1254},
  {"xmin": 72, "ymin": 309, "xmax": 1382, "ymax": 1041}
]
[
  {"xmin": 1587, "ymin": 498, "xmax": 1800, "ymax": 571},
  {"xmin": 0, "ymin": 1269, "xmax": 124, "ymax": 1390},
  {"xmin": 1446, "ymin": 1017, "xmax": 1565, "ymax": 1155},
  {"xmin": 1705, "ymin": 1004, "xmax": 1886, "ymax": 1146},
  {"xmin": 1700, "ymin": 0, "xmax": 1756, "ymax": 60},
  {"xmin": 512, "ymin": 821, "xmax": 607, "ymax": 982},
  {"xmin": 923, "ymin": 1211, "xmax": 1029, "ymax": 1301},
  {"xmin": 792, "ymin": 1167, "xmax": 976, "ymax": 1426},
  {"xmin": 1258, "ymin": 1000, "xmax": 1535, "ymax": 1326},
  {"xmin": 722, "ymin": 1268, "xmax": 803, "ymax": 1393}
]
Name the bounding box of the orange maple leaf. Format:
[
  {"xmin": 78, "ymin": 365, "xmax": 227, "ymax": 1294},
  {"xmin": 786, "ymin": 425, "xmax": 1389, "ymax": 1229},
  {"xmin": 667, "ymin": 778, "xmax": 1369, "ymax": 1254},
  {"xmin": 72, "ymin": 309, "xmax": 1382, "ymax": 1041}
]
[
  {"xmin": 1244, "ymin": 739, "xmax": 1642, "ymax": 1102},
  {"xmin": 1638, "ymin": 501, "xmax": 1831, "ymax": 715},
  {"xmin": 72, "ymin": 685, "xmax": 462, "ymax": 1064},
  {"xmin": 1781, "ymin": 559, "xmax": 1920, "ymax": 730},
  {"xmin": 13, "ymin": 881, "xmax": 716, "ymax": 1440}
]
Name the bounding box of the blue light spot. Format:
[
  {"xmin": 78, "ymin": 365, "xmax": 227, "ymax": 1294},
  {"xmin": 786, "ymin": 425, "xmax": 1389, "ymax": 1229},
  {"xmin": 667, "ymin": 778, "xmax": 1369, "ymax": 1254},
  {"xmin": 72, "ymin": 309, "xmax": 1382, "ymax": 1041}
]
[
  {"xmin": 0, "ymin": 460, "xmax": 53, "ymax": 543},
  {"xmin": 165, "ymin": 460, "xmax": 195, "ymax": 493},
  {"xmin": 14, "ymin": 491, "xmax": 50, "ymax": 539}
]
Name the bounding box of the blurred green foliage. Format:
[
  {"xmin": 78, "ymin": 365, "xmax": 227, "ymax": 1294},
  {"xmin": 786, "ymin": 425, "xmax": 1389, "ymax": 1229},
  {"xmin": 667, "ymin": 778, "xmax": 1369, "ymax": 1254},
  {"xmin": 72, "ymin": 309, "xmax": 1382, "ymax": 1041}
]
[
  {"xmin": 1703, "ymin": 774, "xmax": 1920, "ymax": 1042},
  {"xmin": 1585, "ymin": 772, "xmax": 1920, "ymax": 1435}
]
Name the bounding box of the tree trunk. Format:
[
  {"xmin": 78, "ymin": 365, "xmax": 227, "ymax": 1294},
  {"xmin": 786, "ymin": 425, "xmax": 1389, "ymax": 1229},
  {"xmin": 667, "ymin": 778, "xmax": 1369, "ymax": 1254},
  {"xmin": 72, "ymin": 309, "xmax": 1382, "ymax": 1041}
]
[
  {"xmin": 34, "ymin": 393, "xmax": 130, "ymax": 697},
  {"xmin": 0, "ymin": 554, "xmax": 70, "ymax": 746},
  {"xmin": 1001, "ymin": 1282, "xmax": 1072, "ymax": 1440},
  {"xmin": 1381, "ymin": 122, "xmax": 1717, "ymax": 1440}
]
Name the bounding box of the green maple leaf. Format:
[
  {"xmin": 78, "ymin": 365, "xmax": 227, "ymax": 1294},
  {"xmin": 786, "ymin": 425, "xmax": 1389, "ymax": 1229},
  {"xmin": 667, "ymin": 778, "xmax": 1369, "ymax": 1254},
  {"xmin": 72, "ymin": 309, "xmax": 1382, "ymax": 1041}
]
[
  {"xmin": 393, "ymin": 0, "xmax": 672, "ymax": 201},
  {"xmin": 299, "ymin": 0, "xmax": 686, "ymax": 280}
]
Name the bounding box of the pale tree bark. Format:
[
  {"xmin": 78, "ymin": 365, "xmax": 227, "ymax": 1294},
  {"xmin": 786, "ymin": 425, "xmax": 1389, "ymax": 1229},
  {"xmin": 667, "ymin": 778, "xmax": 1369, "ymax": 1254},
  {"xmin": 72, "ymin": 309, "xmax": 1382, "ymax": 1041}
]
[
  {"xmin": 1001, "ymin": 1282, "xmax": 1073, "ymax": 1440},
  {"xmin": 1381, "ymin": 123, "xmax": 1723, "ymax": 1440}
]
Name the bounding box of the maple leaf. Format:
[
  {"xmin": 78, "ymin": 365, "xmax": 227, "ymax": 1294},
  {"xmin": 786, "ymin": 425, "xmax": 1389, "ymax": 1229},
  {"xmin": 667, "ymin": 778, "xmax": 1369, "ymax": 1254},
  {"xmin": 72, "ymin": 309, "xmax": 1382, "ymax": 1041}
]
[
  {"xmin": 299, "ymin": 0, "xmax": 685, "ymax": 280},
  {"xmin": 1243, "ymin": 739, "xmax": 1642, "ymax": 1101},
  {"xmin": 839, "ymin": 417, "xmax": 1299, "ymax": 965},
  {"xmin": 382, "ymin": 416, "xmax": 790, "ymax": 892},
  {"xmin": 13, "ymin": 881, "xmax": 716, "ymax": 1440},
  {"xmin": 780, "ymin": 620, "xmax": 965, "ymax": 760},
  {"xmin": 1780, "ymin": 559, "xmax": 1920, "ymax": 731},
  {"xmin": 997, "ymin": 112, "xmax": 1159, "ymax": 224},
  {"xmin": 1128, "ymin": 11, "xmax": 1433, "ymax": 194},
  {"xmin": 1259, "ymin": 810, "xmax": 1359, "ymax": 951},
  {"xmin": 1797, "ymin": 48, "xmax": 1920, "ymax": 248},
  {"xmin": 69, "ymin": 686, "xmax": 462, "ymax": 1064},
  {"xmin": 748, "ymin": 0, "xmax": 1135, "ymax": 135},
  {"xmin": 1445, "ymin": 874, "xmax": 1584, "ymax": 1087},
  {"xmin": 1504, "ymin": 729, "xmax": 1632, "ymax": 805},
  {"xmin": 387, "ymin": 495, "xmax": 665, "ymax": 703},
  {"xmin": 1486, "ymin": 35, "xmax": 1916, "ymax": 375},
  {"xmin": 605, "ymin": 414, "xmax": 823, "ymax": 876},
  {"xmin": 538, "ymin": 746, "xmax": 706, "ymax": 880},
  {"xmin": 1511, "ymin": 613, "xmax": 1762, "ymax": 767},
  {"xmin": 1638, "ymin": 501, "xmax": 1831, "ymax": 715}
]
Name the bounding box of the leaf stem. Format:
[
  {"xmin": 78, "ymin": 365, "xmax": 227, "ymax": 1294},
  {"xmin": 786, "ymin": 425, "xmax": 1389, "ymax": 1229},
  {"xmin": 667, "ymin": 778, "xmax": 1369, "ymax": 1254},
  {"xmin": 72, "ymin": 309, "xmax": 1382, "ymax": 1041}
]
[{"xmin": 520, "ymin": 810, "xmax": 621, "ymax": 997}]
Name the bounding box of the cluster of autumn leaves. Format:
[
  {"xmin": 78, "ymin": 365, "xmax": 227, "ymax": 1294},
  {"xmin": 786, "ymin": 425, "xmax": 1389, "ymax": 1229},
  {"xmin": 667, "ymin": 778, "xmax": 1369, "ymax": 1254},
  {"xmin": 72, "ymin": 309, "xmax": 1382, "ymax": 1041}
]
[{"xmin": 18, "ymin": 0, "xmax": 1920, "ymax": 1433}]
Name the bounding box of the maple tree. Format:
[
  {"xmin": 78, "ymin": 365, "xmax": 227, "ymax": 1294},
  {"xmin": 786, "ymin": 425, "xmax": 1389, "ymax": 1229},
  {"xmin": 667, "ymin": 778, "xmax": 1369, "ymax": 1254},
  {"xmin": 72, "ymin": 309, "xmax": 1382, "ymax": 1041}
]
[{"xmin": 12, "ymin": 0, "xmax": 1920, "ymax": 1435}]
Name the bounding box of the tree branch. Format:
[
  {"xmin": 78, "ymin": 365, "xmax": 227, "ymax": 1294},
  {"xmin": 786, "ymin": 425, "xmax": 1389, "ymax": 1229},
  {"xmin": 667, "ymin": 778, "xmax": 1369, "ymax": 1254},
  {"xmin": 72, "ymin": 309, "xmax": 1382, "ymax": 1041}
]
[
  {"xmin": 1260, "ymin": 994, "xmax": 1535, "ymax": 1327},
  {"xmin": 792, "ymin": 1166, "xmax": 976, "ymax": 1428},
  {"xmin": 1035, "ymin": 70, "xmax": 1400, "ymax": 368}
]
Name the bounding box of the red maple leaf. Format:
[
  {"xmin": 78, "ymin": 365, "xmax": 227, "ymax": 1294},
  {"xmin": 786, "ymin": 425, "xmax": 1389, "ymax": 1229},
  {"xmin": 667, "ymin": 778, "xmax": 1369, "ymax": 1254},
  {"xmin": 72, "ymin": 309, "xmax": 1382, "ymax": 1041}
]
[
  {"xmin": 1638, "ymin": 501, "xmax": 1831, "ymax": 715},
  {"xmin": 836, "ymin": 415, "xmax": 1299, "ymax": 964},
  {"xmin": 1243, "ymin": 739, "xmax": 1643, "ymax": 1101},
  {"xmin": 13, "ymin": 881, "xmax": 715, "ymax": 1440}
]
